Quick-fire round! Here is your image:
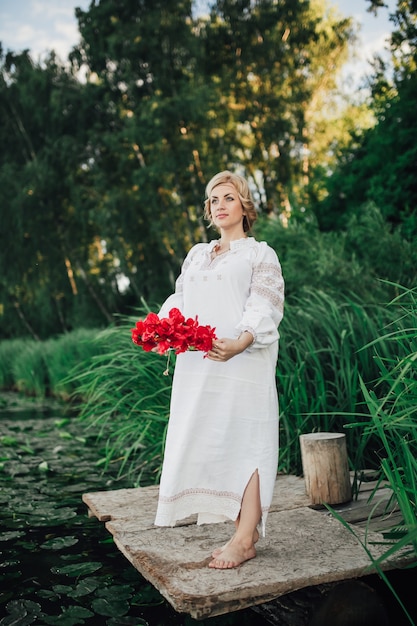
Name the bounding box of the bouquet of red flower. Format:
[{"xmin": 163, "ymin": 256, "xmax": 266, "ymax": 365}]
[{"xmin": 131, "ymin": 308, "xmax": 217, "ymax": 358}]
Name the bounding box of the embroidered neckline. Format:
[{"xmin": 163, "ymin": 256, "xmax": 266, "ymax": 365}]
[
  {"xmin": 208, "ymin": 237, "xmax": 256, "ymax": 252},
  {"xmin": 202, "ymin": 237, "xmax": 257, "ymax": 270}
]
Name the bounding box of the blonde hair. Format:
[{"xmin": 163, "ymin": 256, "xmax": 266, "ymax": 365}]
[{"xmin": 203, "ymin": 170, "xmax": 257, "ymax": 233}]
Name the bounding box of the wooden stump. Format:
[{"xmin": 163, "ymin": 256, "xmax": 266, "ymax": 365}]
[{"xmin": 300, "ymin": 433, "xmax": 352, "ymax": 506}]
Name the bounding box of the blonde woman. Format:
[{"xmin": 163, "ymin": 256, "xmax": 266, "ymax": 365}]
[{"xmin": 154, "ymin": 171, "xmax": 284, "ymax": 569}]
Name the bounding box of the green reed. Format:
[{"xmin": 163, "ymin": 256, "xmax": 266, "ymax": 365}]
[
  {"xmin": 0, "ymin": 338, "xmax": 27, "ymax": 390},
  {"xmin": 276, "ymin": 288, "xmax": 399, "ymax": 473},
  {"xmin": 67, "ymin": 319, "xmax": 173, "ymax": 484},
  {"xmin": 346, "ymin": 285, "xmax": 417, "ymax": 568},
  {"xmin": 43, "ymin": 328, "xmax": 106, "ymax": 400},
  {"xmin": 9, "ymin": 339, "xmax": 49, "ymax": 398},
  {"xmin": 1, "ymin": 286, "xmax": 415, "ymax": 511}
]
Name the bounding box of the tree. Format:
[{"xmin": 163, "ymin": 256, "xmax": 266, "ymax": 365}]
[
  {"xmin": 312, "ymin": 0, "xmax": 417, "ymax": 236},
  {"xmin": 0, "ymin": 0, "xmax": 362, "ymax": 338},
  {"xmin": 0, "ymin": 51, "xmax": 116, "ymax": 338}
]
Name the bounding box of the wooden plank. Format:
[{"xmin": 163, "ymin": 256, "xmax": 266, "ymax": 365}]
[{"xmin": 82, "ymin": 475, "xmax": 414, "ymax": 620}]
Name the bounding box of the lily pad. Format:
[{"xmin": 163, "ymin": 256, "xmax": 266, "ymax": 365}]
[
  {"xmin": 0, "ymin": 531, "xmax": 25, "ymax": 542},
  {"xmin": 106, "ymin": 617, "xmax": 149, "ymax": 626},
  {"xmin": 68, "ymin": 577, "xmax": 101, "ymax": 597},
  {"xmin": 51, "ymin": 584, "xmax": 74, "ymax": 596},
  {"xmin": 40, "ymin": 536, "xmax": 78, "ymax": 551},
  {"xmin": 1, "ymin": 599, "xmax": 42, "ymax": 625},
  {"xmin": 42, "ymin": 605, "xmax": 94, "ymax": 625},
  {"xmin": 51, "ymin": 562, "xmax": 102, "ymax": 577},
  {"xmin": 29, "ymin": 507, "xmax": 78, "ymax": 527},
  {"xmin": 91, "ymin": 596, "xmax": 130, "ymax": 617},
  {"xmin": 95, "ymin": 584, "xmax": 134, "ymax": 601}
]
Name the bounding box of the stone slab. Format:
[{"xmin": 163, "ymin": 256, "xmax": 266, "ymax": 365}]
[{"xmin": 82, "ymin": 475, "xmax": 414, "ymax": 619}]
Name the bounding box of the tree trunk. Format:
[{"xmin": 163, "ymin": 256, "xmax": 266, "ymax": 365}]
[{"xmin": 299, "ymin": 433, "xmax": 352, "ymax": 506}]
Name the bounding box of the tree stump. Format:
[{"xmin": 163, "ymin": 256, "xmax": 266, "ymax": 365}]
[{"xmin": 299, "ymin": 433, "xmax": 352, "ymax": 506}]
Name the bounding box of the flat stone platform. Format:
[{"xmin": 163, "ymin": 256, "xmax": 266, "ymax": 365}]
[{"xmin": 82, "ymin": 474, "xmax": 412, "ymax": 620}]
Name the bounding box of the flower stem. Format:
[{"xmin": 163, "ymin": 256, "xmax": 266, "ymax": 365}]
[{"xmin": 163, "ymin": 349, "xmax": 172, "ymax": 376}]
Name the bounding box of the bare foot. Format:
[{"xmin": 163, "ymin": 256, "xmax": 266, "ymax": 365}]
[
  {"xmin": 208, "ymin": 540, "xmax": 256, "ymax": 569},
  {"xmin": 211, "ymin": 536, "xmax": 233, "ymax": 558},
  {"xmin": 211, "ymin": 528, "xmax": 259, "ymax": 558}
]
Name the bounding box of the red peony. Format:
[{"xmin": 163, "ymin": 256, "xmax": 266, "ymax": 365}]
[{"xmin": 131, "ymin": 308, "xmax": 217, "ymax": 356}]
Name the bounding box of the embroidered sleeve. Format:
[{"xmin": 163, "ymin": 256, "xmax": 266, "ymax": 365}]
[
  {"xmin": 236, "ymin": 243, "xmax": 284, "ymax": 349},
  {"xmin": 252, "ymin": 261, "xmax": 284, "ymax": 312}
]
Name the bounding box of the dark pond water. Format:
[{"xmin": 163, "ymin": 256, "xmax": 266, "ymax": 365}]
[
  {"xmin": 0, "ymin": 400, "xmax": 274, "ymax": 626},
  {"xmin": 1, "ymin": 398, "xmax": 416, "ymax": 626}
]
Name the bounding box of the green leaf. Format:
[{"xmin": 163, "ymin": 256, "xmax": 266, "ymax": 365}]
[
  {"xmin": 91, "ymin": 597, "xmax": 130, "ymax": 617},
  {"xmin": 1, "ymin": 436, "xmax": 17, "ymax": 447},
  {"xmin": 42, "ymin": 605, "xmax": 94, "ymax": 625},
  {"xmin": 51, "ymin": 562, "xmax": 102, "ymax": 577},
  {"xmin": 0, "ymin": 531, "xmax": 25, "ymax": 542},
  {"xmin": 69, "ymin": 577, "xmax": 101, "ymax": 597},
  {"xmin": 40, "ymin": 536, "xmax": 79, "ymax": 550},
  {"xmin": 2, "ymin": 599, "xmax": 42, "ymax": 625}
]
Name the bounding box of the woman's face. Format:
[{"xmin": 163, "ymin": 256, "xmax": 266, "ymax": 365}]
[{"xmin": 209, "ymin": 183, "xmax": 244, "ymax": 232}]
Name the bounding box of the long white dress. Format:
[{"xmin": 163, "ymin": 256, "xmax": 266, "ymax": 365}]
[{"xmin": 154, "ymin": 236, "xmax": 284, "ymax": 535}]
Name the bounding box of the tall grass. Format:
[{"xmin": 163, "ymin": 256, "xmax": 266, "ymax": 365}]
[
  {"xmin": 2, "ymin": 287, "xmax": 415, "ymax": 528},
  {"xmin": 59, "ymin": 291, "xmax": 406, "ymax": 486},
  {"xmin": 346, "ymin": 285, "xmax": 417, "ymax": 568},
  {"xmin": 276, "ymin": 289, "xmax": 399, "ymax": 473},
  {"xmin": 0, "ymin": 339, "xmax": 27, "ymax": 390},
  {"xmin": 43, "ymin": 328, "xmax": 107, "ymax": 399},
  {"xmin": 67, "ymin": 318, "xmax": 173, "ymax": 484},
  {"xmin": 0, "ymin": 329, "xmax": 103, "ymax": 399},
  {"xmin": 10, "ymin": 339, "xmax": 49, "ymax": 398}
]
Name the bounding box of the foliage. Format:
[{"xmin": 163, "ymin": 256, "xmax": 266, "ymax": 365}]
[
  {"xmin": 313, "ymin": 0, "xmax": 417, "ymax": 236},
  {"xmin": 254, "ymin": 208, "xmax": 417, "ymax": 302},
  {"xmin": 0, "ymin": 339, "xmax": 26, "ymax": 390},
  {"xmin": 0, "ymin": 329, "xmax": 103, "ymax": 400},
  {"xmin": 276, "ymin": 289, "xmax": 403, "ymax": 474},
  {"xmin": 349, "ymin": 286, "xmax": 417, "ymax": 558},
  {"xmin": 43, "ymin": 329, "xmax": 107, "ymax": 400},
  {"xmin": 67, "ymin": 318, "xmax": 174, "ymax": 483},
  {"xmin": 11, "ymin": 339, "xmax": 49, "ymax": 398},
  {"xmin": 0, "ymin": 0, "xmax": 358, "ymax": 340},
  {"xmin": 312, "ymin": 74, "xmax": 417, "ymax": 235}
]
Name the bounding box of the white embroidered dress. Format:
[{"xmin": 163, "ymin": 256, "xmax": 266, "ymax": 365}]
[{"xmin": 154, "ymin": 237, "xmax": 284, "ymax": 535}]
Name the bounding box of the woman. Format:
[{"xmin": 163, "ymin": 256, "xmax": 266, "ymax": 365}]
[{"xmin": 154, "ymin": 170, "xmax": 284, "ymax": 569}]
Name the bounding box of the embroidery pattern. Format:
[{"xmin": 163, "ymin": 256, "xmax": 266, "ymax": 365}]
[
  {"xmin": 251, "ymin": 263, "xmax": 284, "ymax": 310},
  {"xmin": 159, "ymin": 487, "xmax": 242, "ymax": 504},
  {"xmin": 200, "ymin": 251, "xmax": 230, "ymax": 271}
]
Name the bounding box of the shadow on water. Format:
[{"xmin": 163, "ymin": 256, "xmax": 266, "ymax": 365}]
[{"xmin": 1, "ymin": 395, "xmax": 416, "ymax": 626}]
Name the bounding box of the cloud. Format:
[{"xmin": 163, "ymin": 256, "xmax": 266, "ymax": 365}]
[
  {"xmin": 0, "ymin": 0, "xmax": 86, "ymax": 60},
  {"xmin": 32, "ymin": 0, "xmax": 75, "ymax": 20}
]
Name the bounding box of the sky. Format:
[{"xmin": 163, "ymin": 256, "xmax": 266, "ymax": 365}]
[{"xmin": 0, "ymin": 0, "xmax": 397, "ymax": 82}]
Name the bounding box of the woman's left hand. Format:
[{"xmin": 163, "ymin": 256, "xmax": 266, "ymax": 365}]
[{"xmin": 207, "ymin": 332, "xmax": 254, "ymax": 362}]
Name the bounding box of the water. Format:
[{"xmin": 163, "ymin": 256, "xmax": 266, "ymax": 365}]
[{"xmin": 0, "ymin": 401, "xmax": 270, "ymax": 625}]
